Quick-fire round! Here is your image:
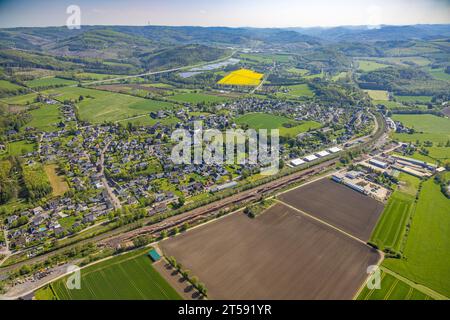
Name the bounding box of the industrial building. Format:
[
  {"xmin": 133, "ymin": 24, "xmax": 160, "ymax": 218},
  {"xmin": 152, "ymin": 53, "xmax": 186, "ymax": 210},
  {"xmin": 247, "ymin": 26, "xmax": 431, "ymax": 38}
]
[
  {"xmin": 316, "ymin": 150, "xmax": 330, "ymax": 158},
  {"xmin": 304, "ymin": 154, "xmax": 318, "ymax": 162},
  {"xmin": 290, "ymin": 158, "xmax": 306, "ymax": 166},
  {"xmin": 369, "ymin": 159, "xmax": 388, "ymax": 169},
  {"xmin": 328, "ymin": 147, "xmax": 342, "ymax": 153}
]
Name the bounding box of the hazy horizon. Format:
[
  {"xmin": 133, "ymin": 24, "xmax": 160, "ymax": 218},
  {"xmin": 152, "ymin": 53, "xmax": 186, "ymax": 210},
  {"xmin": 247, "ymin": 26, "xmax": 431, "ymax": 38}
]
[{"xmin": 0, "ymin": 0, "xmax": 449, "ymax": 29}]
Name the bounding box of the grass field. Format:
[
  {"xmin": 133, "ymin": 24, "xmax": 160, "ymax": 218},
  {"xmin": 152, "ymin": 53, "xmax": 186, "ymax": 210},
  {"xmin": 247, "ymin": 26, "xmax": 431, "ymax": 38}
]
[
  {"xmin": 331, "ymin": 72, "xmax": 348, "ymax": 81},
  {"xmin": 282, "ymin": 84, "xmax": 314, "ymax": 97},
  {"xmin": 169, "ymin": 92, "xmax": 229, "ymax": 104},
  {"xmin": 426, "ymin": 68, "xmax": 450, "ymax": 82},
  {"xmin": 25, "ymin": 77, "xmax": 77, "ymax": 88},
  {"xmin": 287, "ymin": 67, "xmax": 309, "ymax": 76},
  {"xmin": 0, "ymin": 92, "xmax": 38, "ymax": 105},
  {"xmin": 357, "ymin": 270, "xmax": 433, "ymax": 300},
  {"xmin": 4, "ymin": 140, "xmax": 36, "ymax": 156},
  {"xmin": 44, "ymin": 87, "xmax": 172, "ymax": 123},
  {"xmin": 119, "ymin": 115, "xmax": 179, "ymax": 127},
  {"xmin": 392, "ymin": 114, "xmax": 450, "ymax": 144},
  {"xmin": 383, "ymin": 179, "xmax": 450, "ymax": 297},
  {"xmin": 0, "ymin": 79, "xmax": 23, "ymax": 92},
  {"xmin": 235, "ymin": 113, "xmax": 321, "ymax": 138},
  {"xmin": 394, "ymin": 95, "xmax": 432, "ymax": 103},
  {"xmin": 365, "ymin": 90, "xmax": 389, "ymax": 101},
  {"xmin": 357, "ymin": 60, "xmax": 389, "ymax": 72},
  {"xmin": 218, "ymin": 68, "xmax": 263, "ymax": 86},
  {"xmin": 24, "ymin": 104, "xmax": 61, "ymax": 132},
  {"xmin": 370, "ymin": 174, "xmax": 420, "ymax": 253},
  {"xmin": 44, "ymin": 164, "xmax": 68, "ymax": 197},
  {"xmin": 37, "ymin": 250, "xmax": 182, "ymax": 300}
]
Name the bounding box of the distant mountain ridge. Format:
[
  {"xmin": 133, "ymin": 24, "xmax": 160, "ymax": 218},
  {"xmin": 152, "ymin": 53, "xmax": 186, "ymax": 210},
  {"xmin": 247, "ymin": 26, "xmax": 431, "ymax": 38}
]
[{"xmin": 287, "ymin": 24, "xmax": 450, "ymax": 41}]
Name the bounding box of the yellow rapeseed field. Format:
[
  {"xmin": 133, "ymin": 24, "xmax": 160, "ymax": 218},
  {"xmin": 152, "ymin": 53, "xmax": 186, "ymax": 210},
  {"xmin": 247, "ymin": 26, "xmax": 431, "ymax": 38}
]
[{"xmin": 218, "ymin": 68, "xmax": 263, "ymax": 86}]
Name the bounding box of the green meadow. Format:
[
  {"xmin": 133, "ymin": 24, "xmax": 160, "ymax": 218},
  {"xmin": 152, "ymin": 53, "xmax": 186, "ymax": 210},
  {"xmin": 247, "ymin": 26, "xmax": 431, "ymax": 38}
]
[
  {"xmin": 357, "ymin": 60, "xmax": 389, "ymax": 72},
  {"xmin": 365, "ymin": 90, "xmax": 389, "ymax": 101},
  {"xmin": 235, "ymin": 112, "xmax": 321, "ymax": 137},
  {"xmin": 383, "ymin": 179, "xmax": 450, "ymax": 297},
  {"xmin": 0, "ymin": 92, "xmax": 38, "ymax": 105},
  {"xmin": 394, "ymin": 95, "xmax": 432, "ymax": 104},
  {"xmin": 25, "ymin": 104, "xmax": 62, "ymax": 132},
  {"xmin": 36, "ymin": 250, "xmax": 181, "ymax": 300},
  {"xmin": 44, "ymin": 87, "xmax": 172, "ymax": 123},
  {"xmin": 391, "ymin": 114, "xmax": 450, "ymax": 144},
  {"xmin": 25, "ymin": 77, "xmax": 77, "ymax": 89},
  {"xmin": 357, "ymin": 270, "xmax": 433, "ymax": 300},
  {"xmin": 169, "ymin": 92, "xmax": 229, "ymax": 104},
  {"xmin": 370, "ymin": 173, "xmax": 420, "ymax": 253}
]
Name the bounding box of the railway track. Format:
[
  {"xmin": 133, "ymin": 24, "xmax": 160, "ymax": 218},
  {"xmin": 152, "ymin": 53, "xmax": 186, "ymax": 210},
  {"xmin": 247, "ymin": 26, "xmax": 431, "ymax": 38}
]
[{"xmin": 101, "ymin": 159, "xmax": 337, "ymax": 246}]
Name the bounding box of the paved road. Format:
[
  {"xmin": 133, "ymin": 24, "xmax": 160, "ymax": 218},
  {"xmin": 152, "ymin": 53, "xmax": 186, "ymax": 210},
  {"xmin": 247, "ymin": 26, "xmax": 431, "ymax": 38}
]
[
  {"xmin": 99, "ymin": 140, "xmax": 121, "ymax": 210},
  {"xmin": 75, "ymin": 51, "xmax": 237, "ymax": 87}
]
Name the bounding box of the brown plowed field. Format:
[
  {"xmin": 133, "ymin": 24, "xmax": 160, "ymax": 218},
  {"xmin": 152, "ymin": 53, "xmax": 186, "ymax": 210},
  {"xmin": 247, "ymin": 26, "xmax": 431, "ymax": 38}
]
[
  {"xmin": 160, "ymin": 203, "xmax": 381, "ymax": 300},
  {"xmin": 278, "ymin": 178, "xmax": 384, "ymax": 241}
]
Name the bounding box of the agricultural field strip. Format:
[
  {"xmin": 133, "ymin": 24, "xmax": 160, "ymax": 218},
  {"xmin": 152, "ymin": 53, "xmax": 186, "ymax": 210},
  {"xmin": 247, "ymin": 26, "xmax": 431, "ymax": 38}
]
[
  {"xmin": 77, "ymin": 51, "xmax": 237, "ymax": 87},
  {"xmin": 11, "ymin": 248, "xmax": 149, "ymax": 299},
  {"xmin": 380, "ymin": 266, "xmax": 448, "ymax": 300}
]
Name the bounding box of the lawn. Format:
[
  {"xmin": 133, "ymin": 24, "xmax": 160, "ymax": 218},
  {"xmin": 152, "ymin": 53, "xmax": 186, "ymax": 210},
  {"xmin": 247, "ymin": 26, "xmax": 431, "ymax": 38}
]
[
  {"xmin": 370, "ymin": 174, "xmax": 420, "ymax": 253},
  {"xmin": 394, "ymin": 95, "xmax": 432, "ymax": 104},
  {"xmin": 169, "ymin": 92, "xmax": 229, "ymax": 104},
  {"xmin": 235, "ymin": 112, "xmax": 321, "ymax": 137},
  {"xmin": 383, "ymin": 179, "xmax": 450, "ymax": 297},
  {"xmin": 44, "ymin": 164, "xmax": 69, "ymax": 197},
  {"xmin": 357, "ymin": 270, "xmax": 433, "ymax": 300},
  {"xmin": 357, "ymin": 60, "xmax": 389, "ymax": 72},
  {"xmin": 25, "ymin": 77, "xmax": 77, "ymax": 89},
  {"xmin": 24, "ymin": 104, "xmax": 61, "ymax": 132},
  {"xmin": 218, "ymin": 68, "xmax": 263, "ymax": 86},
  {"xmin": 391, "ymin": 114, "xmax": 450, "ymax": 144},
  {"xmin": 44, "ymin": 87, "xmax": 172, "ymax": 123},
  {"xmin": 36, "ymin": 250, "xmax": 182, "ymax": 300},
  {"xmin": 365, "ymin": 90, "xmax": 389, "ymax": 101}
]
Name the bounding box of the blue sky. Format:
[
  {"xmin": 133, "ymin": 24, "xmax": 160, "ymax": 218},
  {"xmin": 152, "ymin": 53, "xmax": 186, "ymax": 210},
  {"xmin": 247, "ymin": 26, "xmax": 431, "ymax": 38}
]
[{"xmin": 0, "ymin": 0, "xmax": 449, "ymax": 28}]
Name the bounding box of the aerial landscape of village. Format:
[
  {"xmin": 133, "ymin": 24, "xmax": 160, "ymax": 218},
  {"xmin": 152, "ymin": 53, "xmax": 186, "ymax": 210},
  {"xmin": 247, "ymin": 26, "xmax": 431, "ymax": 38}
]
[{"xmin": 0, "ymin": 0, "xmax": 449, "ymax": 306}]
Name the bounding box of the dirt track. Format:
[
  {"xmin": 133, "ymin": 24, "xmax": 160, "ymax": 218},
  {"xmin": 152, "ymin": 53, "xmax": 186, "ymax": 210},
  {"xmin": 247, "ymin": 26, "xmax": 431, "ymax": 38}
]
[
  {"xmin": 278, "ymin": 178, "xmax": 384, "ymax": 241},
  {"xmin": 160, "ymin": 203, "xmax": 381, "ymax": 300}
]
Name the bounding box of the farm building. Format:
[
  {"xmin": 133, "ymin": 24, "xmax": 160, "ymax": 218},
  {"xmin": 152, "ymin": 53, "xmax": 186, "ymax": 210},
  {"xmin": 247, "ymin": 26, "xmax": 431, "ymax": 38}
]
[
  {"xmin": 369, "ymin": 159, "xmax": 388, "ymax": 169},
  {"xmin": 304, "ymin": 154, "xmax": 318, "ymax": 162},
  {"xmin": 290, "ymin": 158, "xmax": 306, "ymax": 166},
  {"xmin": 328, "ymin": 147, "xmax": 342, "ymax": 153},
  {"xmin": 316, "ymin": 150, "xmax": 330, "ymax": 158}
]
